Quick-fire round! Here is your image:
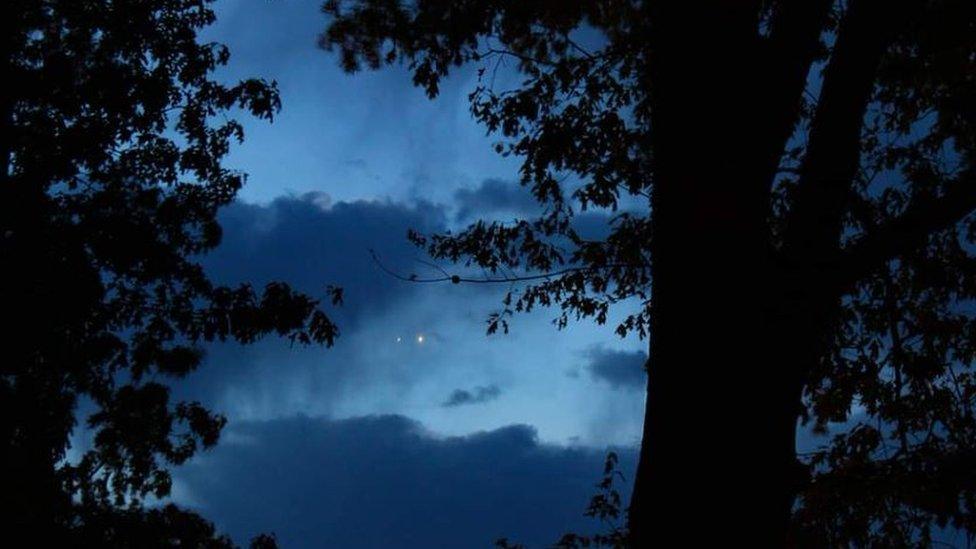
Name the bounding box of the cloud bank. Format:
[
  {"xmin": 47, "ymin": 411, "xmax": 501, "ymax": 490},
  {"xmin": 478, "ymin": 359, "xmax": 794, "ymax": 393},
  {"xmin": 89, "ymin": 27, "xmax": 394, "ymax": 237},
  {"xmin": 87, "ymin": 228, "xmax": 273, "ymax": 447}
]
[{"xmin": 179, "ymin": 414, "xmax": 636, "ymax": 548}]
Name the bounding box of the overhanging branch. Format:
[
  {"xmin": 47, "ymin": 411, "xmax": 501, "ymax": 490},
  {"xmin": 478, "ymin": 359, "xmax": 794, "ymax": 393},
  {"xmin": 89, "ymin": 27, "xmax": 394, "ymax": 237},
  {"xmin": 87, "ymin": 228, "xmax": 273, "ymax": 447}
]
[
  {"xmin": 834, "ymin": 170, "xmax": 976, "ymax": 291},
  {"xmin": 369, "ymin": 249, "xmax": 646, "ymax": 285}
]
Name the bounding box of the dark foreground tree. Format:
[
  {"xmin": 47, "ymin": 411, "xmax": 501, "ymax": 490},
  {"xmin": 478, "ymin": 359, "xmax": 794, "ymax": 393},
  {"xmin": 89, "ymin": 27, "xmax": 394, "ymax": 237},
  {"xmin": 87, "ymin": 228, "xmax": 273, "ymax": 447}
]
[
  {"xmin": 1, "ymin": 1, "xmax": 337, "ymax": 544},
  {"xmin": 323, "ymin": 0, "xmax": 976, "ymax": 545}
]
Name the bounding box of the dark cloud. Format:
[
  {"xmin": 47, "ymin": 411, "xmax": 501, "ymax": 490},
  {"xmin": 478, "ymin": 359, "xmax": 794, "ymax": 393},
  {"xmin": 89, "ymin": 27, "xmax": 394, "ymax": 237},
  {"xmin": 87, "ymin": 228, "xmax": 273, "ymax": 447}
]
[
  {"xmin": 171, "ymin": 191, "xmax": 648, "ymax": 432},
  {"xmin": 177, "ymin": 193, "xmax": 583, "ymax": 423},
  {"xmin": 571, "ymin": 211, "xmax": 619, "ymax": 241},
  {"xmin": 175, "ymin": 194, "xmax": 456, "ymax": 410},
  {"xmin": 584, "ymin": 346, "xmax": 647, "ymax": 390},
  {"xmin": 177, "ymin": 414, "xmax": 635, "ymax": 548},
  {"xmin": 205, "ymin": 193, "xmax": 447, "ymax": 327},
  {"xmin": 442, "ymin": 385, "xmax": 502, "ymax": 407},
  {"xmin": 451, "ymin": 179, "xmax": 632, "ymax": 258},
  {"xmin": 453, "ymin": 178, "xmax": 541, "ymax": 222}
]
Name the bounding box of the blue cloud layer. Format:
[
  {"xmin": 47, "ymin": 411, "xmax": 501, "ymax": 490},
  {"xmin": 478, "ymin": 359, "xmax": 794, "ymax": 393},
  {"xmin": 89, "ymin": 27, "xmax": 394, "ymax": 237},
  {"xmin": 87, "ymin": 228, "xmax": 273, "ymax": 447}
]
[
  {"xmin": 172, "ymin": 192, "xmax": 645, "ymax": 446},
  {"xmin": 179, "ymin": 414, "xmax": 636, "ymax": 548}
]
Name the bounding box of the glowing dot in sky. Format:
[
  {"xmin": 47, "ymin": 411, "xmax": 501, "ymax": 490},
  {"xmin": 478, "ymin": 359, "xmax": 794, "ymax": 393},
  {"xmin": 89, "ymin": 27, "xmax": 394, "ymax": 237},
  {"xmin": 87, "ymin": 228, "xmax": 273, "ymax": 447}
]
[
  {"xmin": 416, "ymin": 335, "xmax": 424, "ymax": 344},
  {"xmin": 396, "ymin": 336, "xmax": 402, "ymax": 343}
]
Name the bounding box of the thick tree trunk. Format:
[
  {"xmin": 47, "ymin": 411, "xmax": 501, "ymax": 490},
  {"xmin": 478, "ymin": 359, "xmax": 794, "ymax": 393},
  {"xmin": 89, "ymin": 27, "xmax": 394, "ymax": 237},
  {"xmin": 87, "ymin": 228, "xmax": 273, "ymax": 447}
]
[
  {"xmin": 626, "ymin": 4, "xmax": 817, "ymax": 545},
  {"xmin": 625, "ymin": 189, "xmax": 810, "ymax": 545},
  {"xmin": 626, "ymin": 254, "xmax": 820, "ymax": 544}
]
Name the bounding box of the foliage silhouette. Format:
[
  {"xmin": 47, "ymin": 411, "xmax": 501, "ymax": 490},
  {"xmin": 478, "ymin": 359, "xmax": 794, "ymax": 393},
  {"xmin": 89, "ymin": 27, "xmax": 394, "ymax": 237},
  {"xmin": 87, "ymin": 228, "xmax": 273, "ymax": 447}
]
[
  {"xmin": 1, "ymin": 0, "xmax": 337, "ymax": 545},
  {"xmin": 322, "ymin": 0, "xmax": 976, "ymax": 545}
]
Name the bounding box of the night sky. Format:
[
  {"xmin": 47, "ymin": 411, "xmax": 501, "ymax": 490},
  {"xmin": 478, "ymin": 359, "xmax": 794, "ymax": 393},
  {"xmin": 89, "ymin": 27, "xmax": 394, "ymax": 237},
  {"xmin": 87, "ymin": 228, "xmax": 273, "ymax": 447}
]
[{"xmin": 122, "ymin": 2, "xmax": 650, "ymax": 546}]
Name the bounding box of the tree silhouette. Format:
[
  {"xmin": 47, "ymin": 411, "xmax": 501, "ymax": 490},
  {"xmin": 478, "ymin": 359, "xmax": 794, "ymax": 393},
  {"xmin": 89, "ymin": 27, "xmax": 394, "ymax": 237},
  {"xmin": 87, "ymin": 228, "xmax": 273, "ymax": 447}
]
[
  {"xmin": 1, "ymin": 1, "xmax": 337, "ymax": 544},
  {"xmin": 322, "ymin": 0, "xmax": 976, "ymax": 545}
]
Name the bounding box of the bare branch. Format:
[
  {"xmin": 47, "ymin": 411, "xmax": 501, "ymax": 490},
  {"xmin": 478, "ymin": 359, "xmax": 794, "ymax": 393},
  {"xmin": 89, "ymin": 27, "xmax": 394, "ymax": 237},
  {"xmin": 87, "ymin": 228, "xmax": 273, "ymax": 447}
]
[
  {"xmin": 368, "ymin": 249, "xmax": 643, "ymax": 285},
  {"xmin": 476, "ymin": 47, "xmax": 556, "ymax": 68}
]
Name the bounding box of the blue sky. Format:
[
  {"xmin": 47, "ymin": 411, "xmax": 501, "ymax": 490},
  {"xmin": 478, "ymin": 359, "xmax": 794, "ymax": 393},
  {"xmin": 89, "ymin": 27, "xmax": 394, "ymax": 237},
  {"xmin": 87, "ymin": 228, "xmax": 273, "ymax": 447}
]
[{"xmin": 161, "ymin": 1, "xmax": 648, "ymax": 546}]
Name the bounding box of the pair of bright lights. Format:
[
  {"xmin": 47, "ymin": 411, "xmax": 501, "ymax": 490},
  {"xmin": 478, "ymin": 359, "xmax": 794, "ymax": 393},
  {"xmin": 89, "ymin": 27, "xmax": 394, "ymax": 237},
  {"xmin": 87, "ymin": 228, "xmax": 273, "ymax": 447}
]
[{"xmin": 395, "ymin": 335, "xmax": 424, "ymax": 344}]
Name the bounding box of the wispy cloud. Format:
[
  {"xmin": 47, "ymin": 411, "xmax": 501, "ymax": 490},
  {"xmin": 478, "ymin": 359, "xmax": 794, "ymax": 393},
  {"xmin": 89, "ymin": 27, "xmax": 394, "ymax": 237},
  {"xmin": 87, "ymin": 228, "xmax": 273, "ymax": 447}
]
[{"xmin": 442, "ymin": 384, "xmax": 502, "ymax": 407}]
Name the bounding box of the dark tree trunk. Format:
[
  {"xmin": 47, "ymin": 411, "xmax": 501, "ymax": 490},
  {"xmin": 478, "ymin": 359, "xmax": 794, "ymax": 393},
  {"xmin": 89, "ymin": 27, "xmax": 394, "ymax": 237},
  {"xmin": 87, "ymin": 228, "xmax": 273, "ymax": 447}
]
[
  {"xmin": 625, "ymin": 1, "xmax": 900, "ymax": 544},
  {"xmin": 627, "ymin": 260, "xmax": 809, "ymax": 545},
  {"xmin": 626, "ymin": 161, "xmax": 812, "ymax": 544},
  {"xmin": 626, "ymin": 3, "xmax": 814, "ymax": 544}
]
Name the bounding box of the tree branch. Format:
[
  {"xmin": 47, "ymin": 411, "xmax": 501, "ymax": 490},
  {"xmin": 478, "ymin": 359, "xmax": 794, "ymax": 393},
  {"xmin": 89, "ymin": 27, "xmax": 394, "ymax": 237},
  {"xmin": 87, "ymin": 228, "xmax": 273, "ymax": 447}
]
[
  {"xmin": 758, "ymin": 0, "xmax": 834, "ymax": 188},
  {"xmin": 834, "ymin": 169, "xmax": 976, "ymax": 291},
  {"xmin": 368, "ymin": 249, "xmax": 644, "ymax": 285},
  {"xmin": 782, "ymin": 0, "xmax": 909, "ymax": 265}
]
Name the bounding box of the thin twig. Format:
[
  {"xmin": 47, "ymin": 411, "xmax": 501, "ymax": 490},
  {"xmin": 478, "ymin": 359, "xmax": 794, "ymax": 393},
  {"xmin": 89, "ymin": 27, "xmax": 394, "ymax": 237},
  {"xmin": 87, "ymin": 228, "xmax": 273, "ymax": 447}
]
[{"xmin": 368, "ymin": 249, "xmax": 643, "ymax": 284}]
